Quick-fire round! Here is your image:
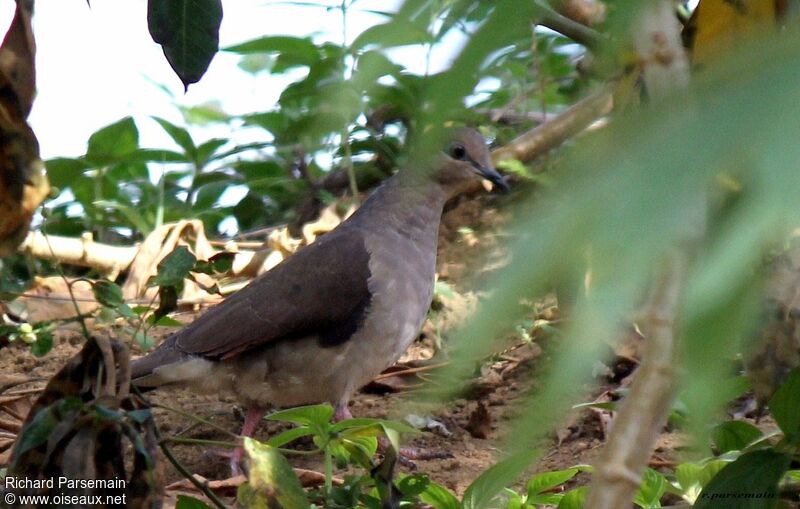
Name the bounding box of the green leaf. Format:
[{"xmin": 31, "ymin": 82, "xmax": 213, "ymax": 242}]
[
  {"xmin": 225, "ymin": 35, "xmax": 318, "ymax": 65},
  {"xmin": 243, "ymin": 438, "xmax": 310, "ymax": 509},
  {"xmin": 151, "ymin": 246, "xmax": 197, "ymax": 287},
  {"xmin": 695, "ymin": 450, "xmax": 790, "ymax": 509},
  {"xmin": 86, "ymin": 117, "xmax": 139, "ymax": 165},
  {"xmin": 396, "ymin": 474, "xmax": 431, "ymax": 497},
  {"xmin": 147, "ymin": 315, "xmax": 183, "ymax": 327},
  {"xmin": 633, "ymin": 468, "xmax": 668, "ymax": 508},
  {"xmin": 92, "ymin": 280, "xmax": 125, "ymax": 308},
  {"xmin": 30, "ymin": 330, "xmax": 54, "ymax": 357},
  {"xmin": 266, "ymin": 426, "xmax": 314, "ymax": 448},
  {"xmin": 45, "ymin": 157, "xmax": 89, "ymax": 189},
  {"xmin": 152, "ymin": 284, "xmax": 180, "ymax": 323},
  {"xmin": 195, "ymin": 138, "xmax": 228, "ymax": 166},
  {"xmin": 527, "ymin": 468, "xmax": 579, "ymax": 497},
  {"xmin": 192, "ymin": 181, "xmax": 229, "ymax": 210},
  {"xmin": 94, "ymin": 200, "xmax": 152, "ymax": 235},
  {"xmin": 175, "ymin": 495, "xmax": 213, "ymax": 509},
  {"xmin": 417, "ymin": 479, "xmax": 461, "ymax": 509},
  {"xmin": 153, "ymin": 117, "xmax": 197, "ymax": 159},
  {"xmin": 180, "ymin": 101, "xmax": 229, "ymax": 125},
  {"xmin": 557, "ymin": 487, "xmax": 587, "ymax": 509},
  {"xmin": 267, "ymin": 404, "xmax": 334, "ymax": 427},
  {"xmin": 676, "ymin": 460, "xmax": 729, "ymax": 494},
  {"xmin": 463, "ymin": 451, "xmax": 535, "ymax": 509},
  {"xmin": 147, "ymin": 0, "xmax": 223, "ymax": 89},
  {"xmin": 243, "ymin": 111, "xmax": 289, "ymax": 134},
  {"xmin": 712, "ymin": 421, "xmax": 764, "ymax": 453},
  {"xmin": 125, "ymin": 148, "xmax": 188, "ymax": 163},
  {"xmin": 329, "ymin": 417, "xmax": 418, "ymax": 435},
  {"xmin": 193, "ymin": 252, "xmax": 235, "ymax": 275},
  {"xmin": 351, "ymin": 20, "xmax": 431, "ymax": 51},
  {"xmin": 768, "ymin": 367, "xmax": 800, "ymax": 443}
]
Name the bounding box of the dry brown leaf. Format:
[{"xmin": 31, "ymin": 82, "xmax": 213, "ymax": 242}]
[
  {"xmin": 122, "ymin": 220, "xmax": 220, "ymax": 302},
  {"xmin": 18, "ymin": 276, "xmax": 96, "ymax": 322},
  {"xmin": 164, "ymin": 468, "xmax": 340, "ymax": 493},
  {"xmin": 7, "ymin": 337, "xmax": 160, "ymax": 507},
  {"xmin": 301, "ymin": 203, "xmax": 354, "ymax": 244},
  {"xmin": 0, "ymin": 373, "xmax": 38, "ymax": 393}
]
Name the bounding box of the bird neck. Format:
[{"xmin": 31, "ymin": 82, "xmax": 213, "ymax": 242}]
[{"xmin": 351, "ymin": 171, "xmax": 448, "ymax": 238}]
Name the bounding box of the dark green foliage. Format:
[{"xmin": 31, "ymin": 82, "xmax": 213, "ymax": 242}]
[
  {"xmin": 695, "ymin": 451, "xmax": 790, "ymax": 509},
  {"xmin": 147, "ymin": 0, "xmax": 223, "ymax": 89},
  {"xmin": 711, "ymin": 421, "xmax": 764, "ymax": 454},
  {"xmin": 175, "ymin": 495, "xmax": 214, "ymax": 509},
  {"xmin": 769, "ymin": 367, "xmax": 800, "ymax": 445}
]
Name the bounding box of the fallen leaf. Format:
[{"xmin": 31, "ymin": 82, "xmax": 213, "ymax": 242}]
[{"xmin": 18, "ymin": 276, "xmax": 96, "ymax": 322}]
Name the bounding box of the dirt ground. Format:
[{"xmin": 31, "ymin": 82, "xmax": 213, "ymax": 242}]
[{"xmin": 0, "ymin": 192, "xmax": 775, "ymax": 507}]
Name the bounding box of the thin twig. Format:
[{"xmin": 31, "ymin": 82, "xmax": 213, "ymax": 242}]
[
  {"xmin": 155, "ymin": 425, "xmax": 229, "ymax": 509},
  {"xmin": 371, "ymin": 362, "xmax": 450, "ymax": 381},
  {"xmin": 41, "ymin": 231, "xmax": 91, "ymax": 340},
  {"xmin": 535, "ymin": 0, "xmax": 605, "ymax": 49}
]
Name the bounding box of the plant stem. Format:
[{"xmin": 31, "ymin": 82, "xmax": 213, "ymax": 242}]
[
  {"xmin": 324, "ymin": 448, "xmax": 334, "ymax": 499},
  {"xmin": 155, "ymin": 425, "xmax": 228, "ymax": 509},
  {"xmin": 162, "ymin": 436, "xmax": 237, "ymax": 448}
]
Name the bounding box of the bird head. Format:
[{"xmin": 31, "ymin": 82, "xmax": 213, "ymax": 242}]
[{"xmin": 434, "ymin": 128, "xmax": 509, "ymax": 195}]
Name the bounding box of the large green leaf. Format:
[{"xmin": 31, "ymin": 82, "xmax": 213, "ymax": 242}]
[
  {"xmin": 241, "ymin": 438, "xmax": 310, "ymax": 509},
  {"xmin": 351, "ymin": 20, "xmax": 431, "ymax": 51},
  {"xmin": 711, "ymin": 421, "xmax": 764, "ymax": 453},
  {"xmin": 768, "ymin": 367, "xmax": 800, "ymax": 444},
  {"xmin": 150, "ymin": 246, "xmax": 197, "ymax": 287},
  {"xmin": 153, "ymin": 116, "xmax": 196, "ymax": 160},
  {"xmin": 225, "ymin": 36, "xmax": 319, "ymax": 72},
  {"xmin": 45, "ymin": 157, "xmax": 89, "ymax": 189},
  {"xmin": 695, "ymin": 450, "xmax": 790, "ymax": 509},
  {"xmin": 86, "ymin": 117, "xmax": 139, "ymax": 165},
  {"xmin": 267, "ymin": 404, "xmax": 334, "ymax": 427},
  {"xmin": 175, "ymin": 495, "xmax": 213, "ymax": 509},
  {"xmin": 462, "ymin": 451, "xmax": 536, "ymax": 509},
  {"xmin": 147, "ymin": 0, "xmax": 223, "ymax": 89}
]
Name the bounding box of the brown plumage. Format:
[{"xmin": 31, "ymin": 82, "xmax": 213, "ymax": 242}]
[{"xmin": 130, "ymin": 128, "xmax": 506, "ymax": 471}]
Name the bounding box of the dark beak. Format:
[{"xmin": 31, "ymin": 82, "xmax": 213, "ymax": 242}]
[{"xmin": 477, "ymin": 165, "xmax": 509, "ymax": 193}]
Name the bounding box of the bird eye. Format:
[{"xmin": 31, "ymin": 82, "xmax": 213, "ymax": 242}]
[{"xmin": 447, "ymin": 142, "xmax": 467, "ymax": 160}]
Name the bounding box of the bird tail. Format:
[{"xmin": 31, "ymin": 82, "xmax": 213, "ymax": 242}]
[{"xmin": 130, "ymin": 335, "xmax": 185, "ymax": 387}]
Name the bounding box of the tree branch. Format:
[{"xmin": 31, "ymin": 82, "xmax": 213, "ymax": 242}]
[
  {"xmin": 535, "ymin": 0, "xmax": 605, "ymax": 49},
  {"xmin": 585, "ymin": 3, "xmax": 692, "ymax": 507},
  {"xmin": 491, "ymin": 86, "xmax": 613, "ymax": 165}
]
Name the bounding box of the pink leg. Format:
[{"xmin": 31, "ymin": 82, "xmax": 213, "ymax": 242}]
[{"xmin": 230, "ymin": 407, "xmax": 267, "ymax": 475}]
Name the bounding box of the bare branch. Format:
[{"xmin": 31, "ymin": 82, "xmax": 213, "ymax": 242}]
[
  {"xmin": 586, "ymin": 4, "xmax": 692, "ymax": 507},
  {"xmin": 585, "ymin": 250, "xmax": 686, "ymax": 508},
  {"xmin": 491, "ymin": 86, "xmax": 613, "ymax": 165}
]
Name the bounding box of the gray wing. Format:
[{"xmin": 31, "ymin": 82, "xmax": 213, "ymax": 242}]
[{"xmin": 131, "ymin": 229, "xmax": 372, "ymax": 378}]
